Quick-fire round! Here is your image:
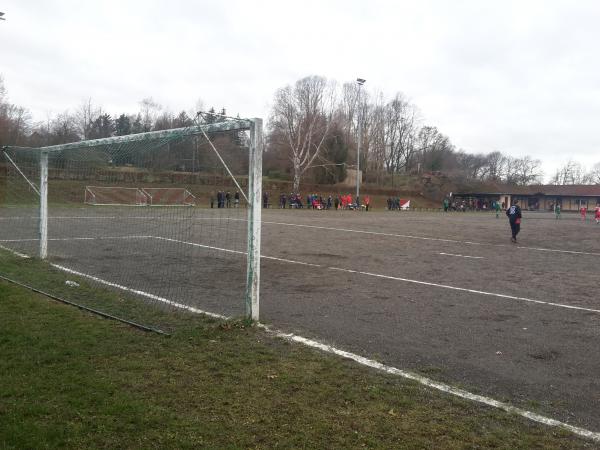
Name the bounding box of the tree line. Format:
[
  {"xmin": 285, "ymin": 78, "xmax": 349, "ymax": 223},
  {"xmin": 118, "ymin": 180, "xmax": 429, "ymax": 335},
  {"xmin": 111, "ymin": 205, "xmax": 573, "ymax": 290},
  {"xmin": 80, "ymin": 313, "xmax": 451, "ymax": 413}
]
[
  {"xmin": 1, "ymin": 74, "xmax": 599, "ymax": 188},
  {"xmin": 266, "ymin": 75, "xmax": 600, "ymax": 189}
]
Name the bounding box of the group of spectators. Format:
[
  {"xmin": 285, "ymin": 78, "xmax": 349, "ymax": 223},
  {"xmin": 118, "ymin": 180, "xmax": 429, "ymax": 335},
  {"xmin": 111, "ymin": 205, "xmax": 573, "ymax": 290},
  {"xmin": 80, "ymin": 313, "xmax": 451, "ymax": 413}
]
[
  {"xmin": 211, "ymin": 191, "xmax": 240, "ymax": 208},
  {"xmin": 386, "ymin": 197, "xmax": 408, "ymax": 210},
  {"xmin": 442, "ymin": 198, "xmax": 501, "ymax": 212},
  {"xmin": 269, "ymin": 192, "xmax": 371, "ymax": 211}
]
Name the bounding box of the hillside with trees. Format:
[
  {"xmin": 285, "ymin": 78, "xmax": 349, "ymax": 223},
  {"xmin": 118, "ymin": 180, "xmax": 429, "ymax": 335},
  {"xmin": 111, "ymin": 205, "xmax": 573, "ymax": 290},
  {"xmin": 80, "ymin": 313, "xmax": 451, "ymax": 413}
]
[{"xmin": 1, "ymin": 74, "xmax": 599, "ymax": 201}]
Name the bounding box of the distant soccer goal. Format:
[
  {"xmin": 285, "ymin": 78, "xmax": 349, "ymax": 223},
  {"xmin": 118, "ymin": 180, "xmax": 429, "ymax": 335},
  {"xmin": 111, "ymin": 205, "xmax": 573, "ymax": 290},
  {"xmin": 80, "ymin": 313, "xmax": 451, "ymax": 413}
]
[
  {"xmin": 141, "ymin": 187, "xmax": 196, "ymax": 206},
  {"xmin": 84, "ymin": 186, "xmax": 196, "ymax": 206},
  {"xmin": 85, "ymin": 186, "xmax": 149, "ymax": 206}
]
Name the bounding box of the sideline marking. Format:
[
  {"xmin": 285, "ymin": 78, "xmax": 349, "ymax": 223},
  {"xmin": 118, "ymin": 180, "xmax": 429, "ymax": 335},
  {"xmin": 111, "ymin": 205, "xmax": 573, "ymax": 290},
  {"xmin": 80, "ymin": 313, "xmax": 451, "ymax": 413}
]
[
  {"xmin": 439, "ymin": 252, "xmax": 484, "ymax": 259},
  {"xmin": 4, "ymin": 251, "xmax": 597, "ymax": 443}
]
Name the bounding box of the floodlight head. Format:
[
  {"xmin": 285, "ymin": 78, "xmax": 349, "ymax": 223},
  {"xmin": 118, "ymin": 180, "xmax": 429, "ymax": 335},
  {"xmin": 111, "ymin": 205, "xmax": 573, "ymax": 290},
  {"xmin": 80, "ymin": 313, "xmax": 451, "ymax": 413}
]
[
  {"xmin": 356, "ymin": 78, "xmax": 366, "ymax": 85},
  {"xmin": 0, "ymin": 12, "xmax": 5, "ymax": 20}
]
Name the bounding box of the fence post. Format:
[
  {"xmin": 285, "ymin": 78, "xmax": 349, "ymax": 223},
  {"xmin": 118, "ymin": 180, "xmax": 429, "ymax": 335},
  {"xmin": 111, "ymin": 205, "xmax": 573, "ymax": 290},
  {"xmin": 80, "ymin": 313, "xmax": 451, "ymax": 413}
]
[{"xmin": 39, "ymin": 151, "xmax": 48, "ymax": 259}]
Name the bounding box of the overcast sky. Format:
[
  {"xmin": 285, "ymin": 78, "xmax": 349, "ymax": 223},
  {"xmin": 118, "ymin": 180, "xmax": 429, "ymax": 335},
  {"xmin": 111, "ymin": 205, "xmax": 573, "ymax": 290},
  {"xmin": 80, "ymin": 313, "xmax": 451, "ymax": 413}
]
[{"xmin": 1, "ymin": 0, "xmax": 599, "ymax": 180}]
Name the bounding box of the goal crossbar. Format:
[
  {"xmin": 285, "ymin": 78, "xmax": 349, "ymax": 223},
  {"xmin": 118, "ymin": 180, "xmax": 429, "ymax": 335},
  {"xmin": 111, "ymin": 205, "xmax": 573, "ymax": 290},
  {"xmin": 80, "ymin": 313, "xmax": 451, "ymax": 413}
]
[{"xmin": 21, "ymin": 120, "xmax": 253, "ymax": 154}]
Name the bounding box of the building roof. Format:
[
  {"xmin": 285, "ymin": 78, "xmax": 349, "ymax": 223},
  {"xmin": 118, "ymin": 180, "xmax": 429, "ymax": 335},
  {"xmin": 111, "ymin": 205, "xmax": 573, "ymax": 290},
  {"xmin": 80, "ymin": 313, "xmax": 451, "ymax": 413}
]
[{"xmin": 456, "ymin": 184, "xmax": 600, "ymax": 197}]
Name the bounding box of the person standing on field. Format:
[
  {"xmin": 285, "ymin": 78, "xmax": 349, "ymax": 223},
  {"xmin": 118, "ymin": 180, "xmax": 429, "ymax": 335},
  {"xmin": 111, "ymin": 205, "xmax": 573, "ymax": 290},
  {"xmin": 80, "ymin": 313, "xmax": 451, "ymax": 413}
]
[
  {"xmin": 506, "ymin": 199, "xmax": 522, "ymax": 243},
  {"xmin": 555, "ymin": 203, "xmax": 561, "ymax": 219},
  {"xmin": 495, "ymin": 200, "xmax": 501, "ymax": 218}
]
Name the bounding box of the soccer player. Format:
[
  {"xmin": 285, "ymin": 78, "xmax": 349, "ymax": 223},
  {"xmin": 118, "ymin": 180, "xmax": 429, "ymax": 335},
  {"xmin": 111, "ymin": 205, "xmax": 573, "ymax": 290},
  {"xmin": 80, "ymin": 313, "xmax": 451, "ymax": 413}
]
[
  {"xmin": 555, "ymin": 203, "xmax": 561, "ymax": 219},
  {"xmin": 506, "ymin": 199, "xmax": 522, "ymax": 243},
  {"xmin": 595, "ymin": 204, "xmax": 600, "ymax": 224},
  {"xmin": 495, "ymin": 200, "xmax": 501, "ymax": 219},
  {"xmin": 580, "ymin": 205, "xmax": 587, "ymax": 222}
]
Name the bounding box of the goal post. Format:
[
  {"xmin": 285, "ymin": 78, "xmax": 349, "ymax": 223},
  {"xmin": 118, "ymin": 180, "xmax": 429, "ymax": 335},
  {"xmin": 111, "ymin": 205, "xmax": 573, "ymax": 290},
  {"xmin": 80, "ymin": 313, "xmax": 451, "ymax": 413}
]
[
  {"xmin": 1, "ymin": 117, "xmax": 264, "ymax": 321},
  {"xmin": 246, "ymin": 118, "xmax": 262, "ymax": 321}
]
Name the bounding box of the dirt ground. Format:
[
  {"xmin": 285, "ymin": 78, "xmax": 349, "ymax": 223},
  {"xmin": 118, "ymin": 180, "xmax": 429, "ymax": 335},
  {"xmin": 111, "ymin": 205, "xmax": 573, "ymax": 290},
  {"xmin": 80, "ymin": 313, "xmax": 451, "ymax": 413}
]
[{"xmin": 1, "ymin": 206, "xmax": 599, "ymax": 432}]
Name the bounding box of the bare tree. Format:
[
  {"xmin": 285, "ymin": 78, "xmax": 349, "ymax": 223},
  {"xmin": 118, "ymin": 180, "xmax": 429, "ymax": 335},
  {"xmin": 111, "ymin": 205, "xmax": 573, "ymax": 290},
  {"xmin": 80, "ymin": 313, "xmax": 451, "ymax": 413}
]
[
  {"xmin": 383, "ymin": 93, "xmax": 418, "ymax": 174},
  {"xmin": 139, "ymin": 97, "xmax": 162, "ymax": 132},
  {"xmin": 75, "ymin": 98, "xmax": 99, "ymax": 140},
  {"xmin": 508, "ymin": 156, "xmax": 542, "ymax": 185},
  {"xmin": 586, "ymin": 162, "xmax": 600, "ymax": 184},
  {"xmin": 415, "ymin": 126, "xmax": 453, "ymax": 173},
  {"xmin": 0, "ymin": 77, "xmax": 31, "ymax": 146},
  {"xmin": 49, "ymin": 111, "xmax": 79, "ymax": 145},
  {"xmin": 551, "ymin": 160, "xmax": 586, "ymax": 185},
  {"xmin": 270, "ymin": 75, "xmax": 336, "ymax": 192}
]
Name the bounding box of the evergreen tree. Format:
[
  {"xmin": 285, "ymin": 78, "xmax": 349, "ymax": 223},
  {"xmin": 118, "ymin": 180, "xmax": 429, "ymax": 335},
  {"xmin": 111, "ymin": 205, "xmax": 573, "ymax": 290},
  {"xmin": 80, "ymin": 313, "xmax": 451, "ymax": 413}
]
[{"xmin": 114, "ymin": 114, "xmax": 131, "ymax": 136}]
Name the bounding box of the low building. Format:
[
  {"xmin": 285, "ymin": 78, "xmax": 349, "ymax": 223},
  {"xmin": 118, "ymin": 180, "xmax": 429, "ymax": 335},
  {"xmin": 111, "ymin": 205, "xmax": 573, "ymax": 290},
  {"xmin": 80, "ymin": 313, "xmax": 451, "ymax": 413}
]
[{"xmin": 453, "ymin": 185, "xmax": 600, "ymax": 211}]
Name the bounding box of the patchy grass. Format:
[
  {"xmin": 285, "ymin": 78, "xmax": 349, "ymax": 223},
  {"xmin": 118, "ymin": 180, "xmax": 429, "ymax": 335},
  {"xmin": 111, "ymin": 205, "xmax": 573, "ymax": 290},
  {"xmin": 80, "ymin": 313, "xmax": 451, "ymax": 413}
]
[{"xmin": 0, "ymin": 279, "xmax": 594, "ymax": 448}]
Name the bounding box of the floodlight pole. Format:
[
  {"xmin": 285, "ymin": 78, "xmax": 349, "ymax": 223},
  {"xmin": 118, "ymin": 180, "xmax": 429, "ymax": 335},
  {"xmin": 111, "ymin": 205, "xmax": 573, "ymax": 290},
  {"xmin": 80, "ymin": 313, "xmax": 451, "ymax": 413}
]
[
  {"xmin": 39, "ymin": 151, "xmax": 49, "ymax": 259},
  {"xmin": 356, "ymin": 78, "xmax": 366, "ymax": 205},
  {"xmin": 245, "ymin": 118, "xmax": 263, "ymax": 321}
]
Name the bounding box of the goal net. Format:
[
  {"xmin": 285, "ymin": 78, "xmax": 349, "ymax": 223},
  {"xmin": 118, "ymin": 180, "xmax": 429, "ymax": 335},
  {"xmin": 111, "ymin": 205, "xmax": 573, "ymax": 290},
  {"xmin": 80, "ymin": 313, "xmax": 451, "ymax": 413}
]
[{"xmin": 0, "ymin": 115, "xmax": 263, "ymax": 331}]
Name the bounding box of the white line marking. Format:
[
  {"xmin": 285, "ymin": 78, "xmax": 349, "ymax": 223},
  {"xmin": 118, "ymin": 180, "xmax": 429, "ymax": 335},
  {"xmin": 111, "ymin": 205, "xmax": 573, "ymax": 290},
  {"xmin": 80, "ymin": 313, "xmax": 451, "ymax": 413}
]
[
  {"xmin": 153, "ymin": 236, "xmax": 246, "ymax": 255},
  {"xmin": 258, "ymin": 325, "xmax": 600, "ymax": 443},
  {"xmin": 49, "ymin": 263, "xmax": 228, "ymax": 320},
  {"xmin": 327, "ymin": 267, "xmax": 600, "ymax": 314},
  {"xmin": 0, "ymin": 235, "xmax": 153, "ymax": 243},
  {"xmin": 2, "ymin": 233, "xmax": 595, "ymax": 315},
  {"xmin": 0, "ymin": 243, "xmax": 29, "ymax": 258},
  {"xmin": 2, "ymin": 250, "xmax": 599, "ymax": 441},
  {"xmin": 5, "ymin": 214, "xmax": 597, "ymax": 256},
  {"xmin": 439, "ymin": 252, "xmax": 484, "ymax": 259},
  {"xmin": 262, "ymin": 221, "xmax": 600, "ymax": 257},
  {"xmin": 153, "ymin": 236, "xmax": 323, "ymax": 267},
  {"xmin": 152, "ymin": 236, "xmax": 600, "ymax": 315}
]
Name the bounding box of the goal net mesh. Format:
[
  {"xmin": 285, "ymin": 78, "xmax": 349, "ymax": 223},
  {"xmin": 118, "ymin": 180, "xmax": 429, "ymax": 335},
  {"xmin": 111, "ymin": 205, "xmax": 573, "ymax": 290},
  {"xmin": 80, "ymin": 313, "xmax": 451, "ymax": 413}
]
[{"xmin": 0, "ymin": 116, "xmax": 260, "ymax": 332}]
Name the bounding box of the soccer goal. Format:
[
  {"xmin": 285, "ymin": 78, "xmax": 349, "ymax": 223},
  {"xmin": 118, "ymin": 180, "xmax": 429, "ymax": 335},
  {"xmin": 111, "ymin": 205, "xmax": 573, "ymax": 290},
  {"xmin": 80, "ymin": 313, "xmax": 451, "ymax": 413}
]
[
  {"xmin": 141, "ymin": 187, "xmax": 196, "ymax": 206},
  {"xmin": 84, "ymin": 186, "xmax": 196, "ymax": 206},
  {"xmin": 1, "ymin": 115, "xmax": 263, "ymax": 322},
  {"xmin": 85, "ymin": 186, "xmax": 149, "ymax": 206}
]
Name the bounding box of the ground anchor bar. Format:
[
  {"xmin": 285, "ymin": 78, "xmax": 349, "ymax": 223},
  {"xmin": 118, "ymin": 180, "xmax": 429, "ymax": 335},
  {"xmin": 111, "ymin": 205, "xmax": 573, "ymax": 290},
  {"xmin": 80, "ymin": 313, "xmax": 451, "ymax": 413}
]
[{"xmin": 0, "ymin": 274, "xmax": 170, "ymax": 336}]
